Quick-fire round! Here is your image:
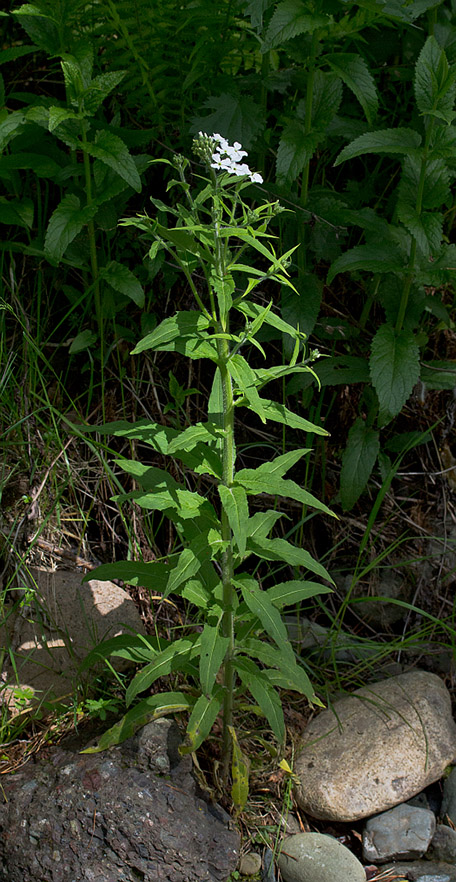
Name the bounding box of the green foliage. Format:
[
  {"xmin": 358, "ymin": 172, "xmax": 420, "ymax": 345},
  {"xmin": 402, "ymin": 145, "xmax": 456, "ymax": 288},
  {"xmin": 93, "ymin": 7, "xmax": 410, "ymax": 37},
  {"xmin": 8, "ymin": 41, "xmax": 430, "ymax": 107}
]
[{"xmin": 80, "ymin": 136, "xmax": 333, "ymax": 796}]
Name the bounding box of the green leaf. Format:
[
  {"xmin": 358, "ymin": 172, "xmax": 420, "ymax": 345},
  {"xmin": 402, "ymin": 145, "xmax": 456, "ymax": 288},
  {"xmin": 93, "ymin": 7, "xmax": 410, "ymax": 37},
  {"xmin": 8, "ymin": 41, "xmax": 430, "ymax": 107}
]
[
  {"xmin": 370, "ymin": 324, "xmax": 421, "ymax": 425},
  {"xmin": 236, "ymin": 300, "xmax": 305, "ymax": 341},
  {"xmin": 229, "ymin": 726, "xmax": 249, "ymax": 812},
  {"xmin": 334, "ymin": 128, "xmax": 421, "ymax": 167},
  {"xmin": 199, "ymin": 624, "xmax": 229, "ymax": 694},
  {"xmin": 48, "ymin": 105, "xmax": 78, "ymax": 133},
  {"xmin": 79, "ymin": 633, "xmax": 163, "ymax": 670},
  {"xmin": 0, "ymin": 45, "xmax": 37, "ymax": 65},
  {"xmin": 276, "ymin": 120, "xmax": 321, "ymax": 184},
  {"xmin": 85, "ymin": 559, "xmax": 170, "ymax": 592},
  {"xmin": 235, "ymin": 466, "xmax": 334, "ymax": 519},
  {"xmin": 240, "ymin": 448, "xmax": 310, "ymax": 480},
  {"xmin": 218, "ymin": 484, "xmax": 249, "ymax": 557},
  {"xmin": 266, "ymin": 580, "xmax": 332, "ymax": 607},
  {"xmin": 234, "ymin": 656, "xmax": 285, "ymax": 743},
  {"xmin": 167, "ymin": 422, "xmax": 223, "ymax": 455},
  {"xmin": 100, "ymin": 260, "xmax": 144, "ymax": 307},
  {"xmin": 340, "ymin": 418, "xmax": 380, "ymax": 511},
  {"xmin": 399, "ymin": 209, "xmax": 443, "ymax": 256},
  {"xmin": 0, "ymin": 111, "xmax": 25, "ymax": 151},
  {"xmin": 262, "ymin": 0, "xmax": 328, "ymax": 50},
  {"xmin": 125, "ymin": 639, "xmax": 196, "ymax": 705},
  {"xmin": 180, "ymin": 688, "xmax": 224, "ymax": 754},
  {"xmin": 245, "ymin": 511, "xmax": 284, "ymax": 542},
  {"xmin": 191, "ymin": 92, "xmax": 265, "ymax": 150},
  {"xmin": 237, "ymin": 578, "xmax": 292, "ymax": 652},
  {"xmin": 115, "ymin": 462, "xmax": 216, "ymax": 521},
  {"xmin": 80, "ymin": 693, "xmax": 195, "ymax": 753},
  {"xmin": 248, "ymin": 536, "xmax": 333, "ymax": 583},
  {"xmin": 310, "ymin": 70, "xmax": 343, "ymax": 130},
  {"xmin": 229, "ymin": 354, "xmax": 266, "ymax": 424},
  {"xmin": 69, "ymin": 330, "xmax": 97, "ymax": 354},
  {"xmin": 83, "ymin": 70, "xmax": 126, "ymax": 115},
  {"xmin": 240, "ymin": 397, "xmax": 329, "ymax": 436},
  {"xmin": 44, "ymin": 194, "xmax": 97, "ymax": 264},
  {"xmin": 415, "ymin": 36, "xmax": 456, "ymax": 123},
  {"xmin": 0, "ymin": 152, "xmax": 61, "ymax": 179},
  {"xmin": 0, "ymin": 197, "xmax": 34, "ymax": 229},
  {"xmin": 81, "ymin": 130, "xmax": 141, "ymax": 192},
  {"xmin": 327, "ymin": 244, "xmax": 403, "ymax": 284},
  {"xmin": 325, "ymin": 53, "xmax": 378, "ymax": 125},
  {"xmin": 131, "ymin": 311, "xmax": 211, "ymax": 354}
]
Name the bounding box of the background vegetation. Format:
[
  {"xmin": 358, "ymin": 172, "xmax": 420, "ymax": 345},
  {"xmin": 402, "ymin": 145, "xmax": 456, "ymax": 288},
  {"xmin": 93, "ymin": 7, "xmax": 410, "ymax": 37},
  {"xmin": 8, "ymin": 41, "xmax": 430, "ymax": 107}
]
[{"xmin": 1, "ymin": 0, "xmax": 456, "ymax": 809}]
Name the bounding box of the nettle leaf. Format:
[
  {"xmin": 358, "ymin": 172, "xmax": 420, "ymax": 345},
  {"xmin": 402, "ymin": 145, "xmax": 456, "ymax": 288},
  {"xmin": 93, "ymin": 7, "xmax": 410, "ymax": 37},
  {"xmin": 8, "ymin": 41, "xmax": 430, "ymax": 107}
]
[
  {"xmin": 235, "ymin": 656, "xmax": 285, "ymax": 743},
  {"xmin": 325, "ymin": 53, "xmax": 378, "ymax": 126},
  {"xmin": 199, "ymin": 624, "xmax": 229, "ymax": 694},
  {"xmin": 415, "ymin": 36, "xmax": 456, "ymax": 123},
  {"xmin": 340, "ymin": 418, "xmax": 380, "ymax": 511},
  {"xmin": 191, "ymin": 92, "xmax": 265, "ymax": 150},
  {"xmin": 0, "ymin": 111, "xmax": 25, "ymax": 151},
  {"xmin": 248, "ymin": 536, "xmax": 333, "ymax": 583},
  {"xmin": 370, "ymin": 324, "xmax": 421, "ymax": 425},
  {"xmin": 266, "ymin": 580, "xmax": 332, "ymax": 607},
  {"xmin": 44, "ymin": 194, "xmax": 98, "ymax": 264},
  {"xmin": 262, "ymin": 0, "xmax": 328, "ymax": 50},
  {"xmin": 399, "ymin": 209, "xmax": 443, "ymax": 256},
  {"xmin": 100, "ymin": 260, "xmax": 144, "ymax": 307},
  {"xmin": 80, "ymin": 693, "xmax": 195, "ymax": 753},
  {"xmin": 83, "ymin": 70, "xmax": 126, "ymax": 115},
  {"xmin": 334, "ymin": 128, "xmax": 421, "ymax": 166},
  {"xmin": 276, "ymin": 120, "xmax": 321, "ymax": 184},
  {"xmin": 398, "ymin": 156, "xmax": 450, "ymax": 213},
  {"xmin": 327, "ymin": 244, "xmax": 403, "ymax": 284},
  {"xmin": 218, "ymin": 484, "xmax": 249, "ymax": 556},
  {"xmin": 180, "ymin": 688, "xmax": 224, "ymax": 754},
  {"xmin": 237, "ymin": 577, "xmax": 292, "ymax": 652},
  {"xmin": 82, "ymin": 130, "xmax": 141, "ymax": 192},
  {"xmin": 310, "ymin": 70, "xmax": 343, "ymax": 130}
]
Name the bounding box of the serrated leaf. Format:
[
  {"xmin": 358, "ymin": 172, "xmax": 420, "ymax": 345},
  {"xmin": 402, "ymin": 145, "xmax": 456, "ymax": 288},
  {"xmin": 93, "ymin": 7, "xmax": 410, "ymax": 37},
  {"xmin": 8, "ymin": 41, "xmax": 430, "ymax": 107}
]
[
  {"xmin": 229, "ymin": 726, "xmax": 249, "ymax": 812},
  {"xmin": 248, "ymin": 536, "xmax": 333, "ymax": 583},
  {"xmin": 370, "ymin": 324, "xmax": 421, "ymax": 424},
  {"xmin": 0, "ymin": 111, "xmax": 25, "ymax": 151},
  {"xmin": 311, "ymin": 70, "xmax": 343, "ymax": 130},
  {"xmin": 266, "ymin": 580, "xmax": 332, "ymax": 607},
  {"xmin": 80, "ymin": 693, "xmax": 195, "ymax": 753},
  {"xmin": 325, "ymin": 53, "xmax": 378, "ymax": 125},
  {"xmin": 83, "ymin": 70, "xmax": 126, "ymax": 115},
  {"xmin": 218, "ymin": 484, "xmax": 249, "ymax": 556},
  {"xmin": 180, "ymin": 688, "xmax": 224, "ymax": 754},
  {"xmin": 82, "ymin": 130, "xmax": 141, "ymax": 192},
  {"xmin": 415, "ymin": 36, "xmax": 456, "ymax": 123},
  {"xmin": 125, "ymin": 639, "xmax": 196, "ymax": 705},
  {"xmin": 199, "ymin": 624, "xmax": 229, "ymax": 694},
  {"xmin": 191, "ymin": 92, "xmax": 265, "ymax": 150},
  {"xmin": 237, "ymin": 577, "xmax": 291, "ymax": 652},
  {"xmin": 100, "ymin": 260, "xmax": 144, "ymax": 306},
  {"xmin": 235, "ymin": 656, "xmax": 285, "ymax": 743},
  {"xmin": 263, "ymin": 0, "xmax": 328, "ymax": 50},
  {"xmin": 399, "ymin": 209, "xmax": 443, "ymax": 256},
  {"xmin": 44, "ymin": 194, "xmax": 98, "ymax": 264},
  {"xmin": 340, "ymin": 418, "xmax": 380, "ymax": 511},
  {"xmin": 334, "ymin": 128, "xmax": 421, "ymax": 167},
  {"xmin": 276, "ymin": 120, "xmax": 321, "ymax": 184},
  {"xmin": 327, "ymin": 244, "xmax": 403, "ymax": 284}
]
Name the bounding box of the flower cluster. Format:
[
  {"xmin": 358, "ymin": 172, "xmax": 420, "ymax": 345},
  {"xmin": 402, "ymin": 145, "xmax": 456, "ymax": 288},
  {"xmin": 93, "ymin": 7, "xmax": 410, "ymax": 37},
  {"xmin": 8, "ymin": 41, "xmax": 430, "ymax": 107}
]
[{"xmin": 196, "ymin": 132, "xmax": 263, "ymax": 184}]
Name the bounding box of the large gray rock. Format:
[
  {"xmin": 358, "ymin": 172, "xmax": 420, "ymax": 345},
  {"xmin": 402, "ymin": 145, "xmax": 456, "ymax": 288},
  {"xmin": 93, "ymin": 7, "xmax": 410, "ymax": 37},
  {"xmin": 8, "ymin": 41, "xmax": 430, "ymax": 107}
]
[
  {"xmin": 362, "ymin": 803, "xmax": 435, "ymax": 862},
  {"xmin": 294, "ymin": 670, "xmax": 456, "ymax": 821},
  {"xmin": 277, "ymin": 833, "xmax": 365, "ymax": 882},
  {"xmin": 383, "ymin": 860, "xmax": 456, "ymax": 881},
  {"xmin": 0, "ymin": 718, "xmax": 240, "ymax": 882},
  {"xmin": 0, "ymin": 567, "xmax": 146, "ymax": 708},
  {"xmin": 427, "ymin": 825, "xmax": 456, "ymax": 862}
]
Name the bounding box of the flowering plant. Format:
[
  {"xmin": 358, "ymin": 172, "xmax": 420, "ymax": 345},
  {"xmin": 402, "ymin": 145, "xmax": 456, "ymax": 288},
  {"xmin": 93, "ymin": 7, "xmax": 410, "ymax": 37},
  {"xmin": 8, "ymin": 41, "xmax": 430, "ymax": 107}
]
[{"xmin": 80, "ymin": 134, "xmax": 334, "ymax": 806}]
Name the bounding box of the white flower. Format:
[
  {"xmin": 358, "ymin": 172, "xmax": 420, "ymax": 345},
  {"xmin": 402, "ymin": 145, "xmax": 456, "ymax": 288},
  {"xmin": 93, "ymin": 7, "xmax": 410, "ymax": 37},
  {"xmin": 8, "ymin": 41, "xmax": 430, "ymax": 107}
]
[
  {"xmin": 225, "ymin": 141, "xmax": 248, "ymax": 162},
  {"xmin": 250, "ymin": 172, "xmax": 263, "ymax": 184},
  {"xmin": 210, "ymin": 152, "xmax": 234, "ymax": 172},
  {"xmin": 212, "ymin": 132, "xmax": 229, "ymax": 151},
  {"xmin": 231, "ymin": 162, "xmax": 251, "ymax": 177}
]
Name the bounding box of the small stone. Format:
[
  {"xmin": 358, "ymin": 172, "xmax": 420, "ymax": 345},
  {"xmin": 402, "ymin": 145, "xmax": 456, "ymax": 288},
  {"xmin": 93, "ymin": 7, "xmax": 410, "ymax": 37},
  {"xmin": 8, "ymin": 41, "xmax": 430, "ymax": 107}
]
[
  {"xmin": 277, "ymin": 832, "xmax": 365, "ymax": 882},
  {"xmin": 383, "ymin": 861, "xmax": 456, "ymax": 882},
  {"xmin": 363, "ymin": 803, "xmax": 436, "ymax": 862},
  {"xmin": 294, "ymin": 670, "xmax": 456, "ymax": 821},
  {"xmin": 427, "ymin": 825, "xmax": 456, "ymax": 862},
  {"xmin": 239, "ymin": 852, "xmax": 262, "ymax": 875}
]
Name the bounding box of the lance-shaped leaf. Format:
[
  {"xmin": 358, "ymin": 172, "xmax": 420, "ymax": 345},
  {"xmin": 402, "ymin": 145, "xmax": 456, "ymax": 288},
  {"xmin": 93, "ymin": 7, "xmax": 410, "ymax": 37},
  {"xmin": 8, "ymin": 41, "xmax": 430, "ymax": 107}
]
[
  {"xmin": 236, "ymin": 300, "xmax": 306, "ymax": 340},
  {"xmin": 80, "ymin": 693, "xmax": 195, "ymax": 753},
  {"xmin": 237, "ymin": 395, "xmax": 329, "ymax": 436},
  {"xmin": 165, "ymin": 539, "xmax": 210, "ymax": 597},
  {"xmin": 245, "ymin": 511, "xmax": 284, "ymax": 543},
  {"xmin": 218, "ymin": 484, "xmax": 249, "ymax": 556},
  {"xmin": 370, "ymin": 324, "xmax": 420, "ymax": 425},
  {"xmin": 325, "ymin": 53, "xmax": 378, "ymax": 125},
  {"xmin": 100, "ymin": 260, "xmax": 144, "ymax": 307},
  {"xmin": 240, "ymin": 638, "xmax": 318, "ymax": 702},
  {"xmin": 235, "ymin": 467, "xmax": 334, "ymax": 518},
  {"xmin": 81, "ymin": 130, "xmax": 141, "ymax": 192},
  {"xmin": 247, "ymin": 536, "xmax": 333, "ymax": 583},
  {"xmin": 167, "ymin": 422, "xmax": 223, "ymax": 455},
  {"xmin": 79, "ymin": 633, "xmax": 166, "ymax": 670},
  {"xmin": 126, "ymin": 638, "xmax": 197, "ymax": 706},
  {"xmin": 180, "ymin": 688, "xmax": 224, "ymax": 754},
  {"xmin": 44, "ymin": 194, "xmax": 98, "ymax": 264},
  {"xmin": 229, "ymin": 354, "xmax": 266, "ymax": 424},
  {"xmin": 235, "ymin": 656, "xmax": 285, "ymax": 743},
  {"xmin": 229, "ymin": 726, "xmax": 249, "ymax": 812},
  {"xmin": 266, "ymin": 580, "xmax": 332, "ymax": 608},
  {"xmin": 83, "ymin": 559, "xmax": 170, "ymax": 592},
  {"xmin": 132, "ymin": 311, "xmax": 212, "ymax": 355},
  {"xmin": 114, "ymin": 461, "xmax": 218, "ymax": 522},
  {"xmin": 334, "ymin": 128, "xmax": 421, "ymax": 167},
  {"xmin": 199, "ymin": 623, "xmax": 229, "ymax": 694},
  {"xmin": 340, "ymin": 418, "xmax": 380, "ymax": 511},
  {"xmin": 236, "ymin": 577, "xmax": 292, "ymax": 653}
]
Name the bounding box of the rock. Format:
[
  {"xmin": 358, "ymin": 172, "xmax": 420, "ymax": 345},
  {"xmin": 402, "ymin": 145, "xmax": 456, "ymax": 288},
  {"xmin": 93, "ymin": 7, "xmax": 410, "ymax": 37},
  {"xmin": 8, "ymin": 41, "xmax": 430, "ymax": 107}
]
[
  {"xmin": 427, "ymin": 824, "xmax": 456, "ymax": 862},
  {"xmin": 294, "ymin": 670, "xmax": 456, "ymax": 821},
  {"xmin": 0, "ymin": 567, "xmax": 146, "ymax": 708},
  {"xmin": 362, "ymin": 803, "xmax": 436, "ymax": 862},
  {"xmin": 277, "ymin": 832, "xmax": 365, "ymax": 882},
  {"xmin": 383, "ymin": 860, "xmax": 456, "ymax": 881},
  {"xmin": 0, "ymin": 719, "xmax": 240, "ymax": 882},
  {"xmin": 239, "ymin": 852, "xmax": 262, "ymax": 875},
  {"xmin": 441, "ymin": 767, "xmax": 456, "ymax": 824}
]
